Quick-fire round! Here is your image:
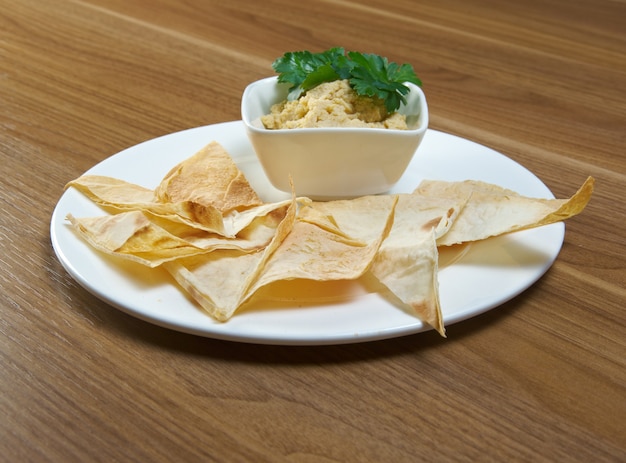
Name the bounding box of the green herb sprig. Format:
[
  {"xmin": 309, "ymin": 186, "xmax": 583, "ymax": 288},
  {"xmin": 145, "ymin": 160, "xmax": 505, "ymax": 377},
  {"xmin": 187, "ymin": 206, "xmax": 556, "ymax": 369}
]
[{"xmin": 272, "ymin": 47, "xmax": 422, "ymax": 112}]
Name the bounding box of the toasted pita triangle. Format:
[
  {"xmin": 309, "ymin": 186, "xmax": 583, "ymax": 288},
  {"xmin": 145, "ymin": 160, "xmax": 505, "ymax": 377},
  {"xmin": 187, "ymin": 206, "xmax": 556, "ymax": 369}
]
[
  {"xmin": 66, "ymin": 200, "xmax": 292, "ymax": 267},
  {"xmin": 67, "ymin": 141, "xmax": 267, "ymax": 236},
  {"xmin": 66, "ymin": 211, "xmax": 206, "ymax": 266},
  {"xmin": 164, "ymin": 193, "xmax": 398, "ymax": 321},
  {"xmin": 164, "ymin": 189, "xmax": 299, "ymax": 321},
  {"xmin": 249, "ymin": 195, "xmax": 398, "ymax": 289},
  {"xmin": 416, "ymin": 177, "xmax": 595, "ymax": 246},
  {"xmin": 369, "ymin": 193, "xmax": 467, "ymax": 336},
  {"xmin": 154, "ymin": 141, "xmax": 262, "ymax": 213},
  {"xmin": 66, "ymin": 175, "xmax": 228, "ymax": 235}
]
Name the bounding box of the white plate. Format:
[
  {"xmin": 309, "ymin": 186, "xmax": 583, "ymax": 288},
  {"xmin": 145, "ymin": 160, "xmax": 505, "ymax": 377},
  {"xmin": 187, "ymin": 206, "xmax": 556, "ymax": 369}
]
[{"xmin": 50, "ymin": 121, "xmax": 563, "ymax": 345}]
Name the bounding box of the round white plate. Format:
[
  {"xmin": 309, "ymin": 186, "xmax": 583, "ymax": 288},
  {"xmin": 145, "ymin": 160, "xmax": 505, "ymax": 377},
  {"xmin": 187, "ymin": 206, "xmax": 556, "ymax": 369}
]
[{"xmin": 50, "ymin": 121, "xmax": 564, "ymax": 345}]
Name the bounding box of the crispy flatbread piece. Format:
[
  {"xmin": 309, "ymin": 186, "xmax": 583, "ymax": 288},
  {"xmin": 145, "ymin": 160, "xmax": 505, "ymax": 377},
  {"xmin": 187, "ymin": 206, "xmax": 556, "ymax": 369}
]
[
  {"xmin": 67, "ymin": 141, "xmax": 266, "ymax": 236},
  {"xmin": 154, "ymin": 141, "xmax": 262, "ymax": 213},
  {"xmin": 369, "ymin": 193, "xmax": 466, "ymax": 336},
  {"xmin": 66, "ymin": 200, "xmax": 292, "ymax": 267},
  {"xmin": 66, "ymin": 211, "xmax": 211, "ymax": 266},
  {"xmin": 250, "ymin": 195, "xmax": 398, "ymax": 287},
  {"xmin": 164, "ymin": 194, "xmax": 397, "ymax": 321},
  {"xmin": 66, "ymin": 175, "xmax": 228, "ymax": 235},
  {"xmin": 164, "ymin": 191, "xmax": 300, "ymax": 321},
  {"xmin": 415, "ymin": 177, "xmax": 595, "ymax": 246}
]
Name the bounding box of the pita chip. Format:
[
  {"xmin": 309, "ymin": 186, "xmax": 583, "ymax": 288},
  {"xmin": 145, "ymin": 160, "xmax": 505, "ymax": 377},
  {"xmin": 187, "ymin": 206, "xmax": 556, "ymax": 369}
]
[
  {"xmin": 66, "ymin": 200, "xmax": 292, "ymax": 267},
  {"xmin": 163, "ymin": 193, "xmax": 398, "ymax": 321},
  {"xmin": 164, "ymin": 189, "xmax": 299, "ymax": 321},
  {"xmin": 66, "ymin": 175, "xmax": 228, "ymax": 235},
  {"xmin": 154, "ymin": 141, "xmax": 262, "ymax": 213},
  {"xmin": 369, "ymin": 193, "xmax": 467, "ymax": 336},
  {"xmin": 415, "ymin": 176, "xmax": 594, "ymax": 246}
]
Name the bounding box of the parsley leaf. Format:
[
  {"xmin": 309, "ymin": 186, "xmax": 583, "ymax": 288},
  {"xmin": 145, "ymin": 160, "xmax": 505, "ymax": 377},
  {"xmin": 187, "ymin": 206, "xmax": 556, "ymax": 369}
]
[
  {"xmin": 273, "ymin": 47, "xmax": 346, "ymax": 99},
  {"xmin": 271, "ymin": 48, "xmax": 421, "ymax": 112}
]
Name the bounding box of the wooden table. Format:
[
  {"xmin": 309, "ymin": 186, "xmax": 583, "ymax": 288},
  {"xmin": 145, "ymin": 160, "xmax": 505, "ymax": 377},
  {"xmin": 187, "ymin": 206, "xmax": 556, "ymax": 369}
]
[{"xmin": 2, "ymin": 1, "xmax": 624, "ymax": 461}]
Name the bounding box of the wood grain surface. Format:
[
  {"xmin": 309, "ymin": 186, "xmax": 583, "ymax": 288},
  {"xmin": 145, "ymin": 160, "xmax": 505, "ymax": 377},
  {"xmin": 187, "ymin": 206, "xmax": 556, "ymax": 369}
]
[{"xmin": 1, "ymin": 1, "xmax": 624, "ymax": 461}]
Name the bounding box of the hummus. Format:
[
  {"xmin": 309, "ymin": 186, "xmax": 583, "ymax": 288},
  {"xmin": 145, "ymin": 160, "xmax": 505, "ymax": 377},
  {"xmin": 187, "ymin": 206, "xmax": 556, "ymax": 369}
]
[{"xmin": 261, "ymin": 79, "xmax": 408, "ymax": 130}]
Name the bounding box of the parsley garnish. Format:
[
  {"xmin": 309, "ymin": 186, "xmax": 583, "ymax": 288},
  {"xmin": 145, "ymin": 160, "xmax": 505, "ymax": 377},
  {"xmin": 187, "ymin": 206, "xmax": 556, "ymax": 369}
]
[{"xmin": 271, "ymin": 47, "xmax": 422, "ymax": 112}]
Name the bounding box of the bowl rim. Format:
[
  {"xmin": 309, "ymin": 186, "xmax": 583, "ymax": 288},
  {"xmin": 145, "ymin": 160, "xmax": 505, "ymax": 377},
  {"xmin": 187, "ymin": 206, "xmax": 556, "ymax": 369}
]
[{"xmin": 241, "ymin": 76, "xmax": 428, "ymax": 135}]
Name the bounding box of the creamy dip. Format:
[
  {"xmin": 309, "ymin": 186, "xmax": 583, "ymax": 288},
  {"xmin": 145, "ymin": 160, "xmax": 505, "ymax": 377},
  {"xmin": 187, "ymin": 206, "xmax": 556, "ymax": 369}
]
[{"xmin": 261, "ymin": 79, "xmax": 408, "ymax": 130}]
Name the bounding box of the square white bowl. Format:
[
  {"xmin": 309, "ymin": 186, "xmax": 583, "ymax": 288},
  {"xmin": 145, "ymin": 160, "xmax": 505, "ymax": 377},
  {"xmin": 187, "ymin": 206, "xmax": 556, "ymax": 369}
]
[{"xmin": 241, "ymin": 76, "xmax": 428, "ymax": 199}]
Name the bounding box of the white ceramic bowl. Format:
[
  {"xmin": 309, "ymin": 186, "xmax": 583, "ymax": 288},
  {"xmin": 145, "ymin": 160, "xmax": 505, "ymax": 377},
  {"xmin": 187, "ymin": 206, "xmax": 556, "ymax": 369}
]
[{"xmin": 241, "ymin": 76, "xmax": 428, "ymax": 199}]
